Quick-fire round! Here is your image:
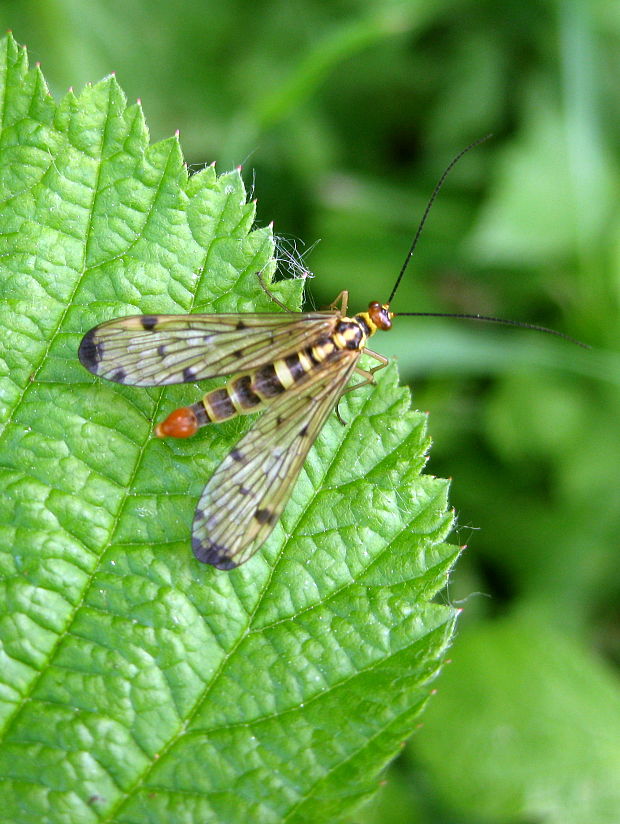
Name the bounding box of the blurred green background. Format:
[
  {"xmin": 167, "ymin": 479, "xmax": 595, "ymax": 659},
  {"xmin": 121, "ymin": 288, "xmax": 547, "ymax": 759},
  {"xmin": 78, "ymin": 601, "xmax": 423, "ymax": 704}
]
[{"xmin": 4, "ymin": 1, "xmax": 619, "ymax": 821}]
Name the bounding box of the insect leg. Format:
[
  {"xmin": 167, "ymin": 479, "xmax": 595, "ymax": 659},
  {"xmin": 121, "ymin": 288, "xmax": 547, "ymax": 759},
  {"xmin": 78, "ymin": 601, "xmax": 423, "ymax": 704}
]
[
  {"xmin": 334, "ymin": 349, "xmax": 389, "ymax": 425},
  {"xmin": 256, "ymin": 270, "xmax": 291, "ymax": 311},
  {"xmin": 362, "ymin": 347, "xmax": 390, "ymax": 377},
  {"xmin": 340, "ymin": 369, "xmax": 375, "ymax": 396},
  {"xmin": 325, "ymin": 290, "xmax": 349, "ymax": 316},
  {"xmin": 335, "ymin": 373, "xmax": 373, "ymax": 426}
]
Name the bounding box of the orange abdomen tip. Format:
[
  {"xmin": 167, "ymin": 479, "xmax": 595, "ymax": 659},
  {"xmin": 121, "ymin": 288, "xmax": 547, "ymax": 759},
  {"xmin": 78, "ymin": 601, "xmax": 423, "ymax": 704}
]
[{"xmin": 155, "ymin": 406, "xmax": 199, "ymax": 438}]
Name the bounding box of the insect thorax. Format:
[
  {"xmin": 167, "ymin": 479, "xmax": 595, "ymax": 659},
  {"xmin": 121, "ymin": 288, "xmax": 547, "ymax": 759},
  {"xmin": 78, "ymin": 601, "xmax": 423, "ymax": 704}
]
[
  {"xmin": 189, "ymin": 314, "xmax": 371, "ymax": 427},
  {"xmin": 333, "ymin": 314, "xmax": 372, "ymax": 351}
]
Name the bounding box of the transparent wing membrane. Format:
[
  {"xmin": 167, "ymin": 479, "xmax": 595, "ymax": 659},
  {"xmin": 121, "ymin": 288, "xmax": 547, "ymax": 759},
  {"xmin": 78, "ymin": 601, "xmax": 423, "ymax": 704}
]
[
  {"xmin": 79, "ymin": 311, "xmax": 339, "ymax": 385},
  {"xmin": 192, "ymin": 351, "xmax": 359, "ymax": 568}
]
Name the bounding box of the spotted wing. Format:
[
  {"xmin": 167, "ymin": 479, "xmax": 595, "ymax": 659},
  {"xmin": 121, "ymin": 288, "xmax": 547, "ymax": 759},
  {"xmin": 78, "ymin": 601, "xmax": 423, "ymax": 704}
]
[
  {"xmin": 79, "ymin": 311, "xmax": 339, "ymax": 386},
  {"xmin": 192, "ymin": 350, "xmax": 360, "ymax": 569}
]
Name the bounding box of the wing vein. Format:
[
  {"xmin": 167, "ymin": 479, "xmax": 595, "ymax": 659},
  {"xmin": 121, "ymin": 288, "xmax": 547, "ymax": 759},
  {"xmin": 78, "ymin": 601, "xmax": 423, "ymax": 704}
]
[{"xmin": 192, "ymin": 352, "xmax": 360, "ymax": 568}]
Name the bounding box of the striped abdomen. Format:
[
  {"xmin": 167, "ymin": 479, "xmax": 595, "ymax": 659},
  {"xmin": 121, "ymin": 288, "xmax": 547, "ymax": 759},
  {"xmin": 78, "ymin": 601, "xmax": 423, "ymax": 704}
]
[
  {"xmin": 197, "ymin": 353, "xmax": 320, "ymax": 425},
  {"xmin": 155, "ymin": 315, "xmax": 369, "ymax": 439}
]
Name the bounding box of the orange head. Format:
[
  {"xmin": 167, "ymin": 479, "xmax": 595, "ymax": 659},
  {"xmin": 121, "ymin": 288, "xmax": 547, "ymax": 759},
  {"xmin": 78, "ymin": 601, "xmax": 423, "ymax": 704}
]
[{"xmin": 367, "ymin": 301, "xmax": 393, "ymax": 331}]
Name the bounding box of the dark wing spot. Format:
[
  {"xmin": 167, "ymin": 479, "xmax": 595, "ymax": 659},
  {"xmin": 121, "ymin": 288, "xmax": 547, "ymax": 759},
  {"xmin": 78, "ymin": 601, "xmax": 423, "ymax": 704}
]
[
  {"xmin": 236, "ymin": 320, "xmax": 246, "ymax": 330},
  {"xmin": 192, "ymin": 535, "xmax": 238, "ymax": 569},
  {"xmin": 299, "ymin": 424, "xmax": 309, "ymax": 437},
  {"xmin": 276, "ymin": 416, "xmax": 284, "ymax": 426},
  {"xmin": 141, "ymin": 315, "xmax": 158, "ymax": 330},
  {"xmin": 239, "ymin": 485, "xmax": 250, "ymax": 496},
  {"xmin": 110, "ymin": 367, "xmax": 127, "ymax": 383},
  {"xmin": 233, "ymin": 349, "xmax": 244, "ymax": 358},
  {"xmin": 255, "ymin": 508, "xmax": 275, "ymax": 525},
  {"xmin": 182, "ymin": 366, "xmax": 197, "ymax": 382},
  {"xmin": 230, "ymin": 448, "xmax": 245, "ymax": 462},
  {"xmin": 78, "ymin": 330, "xmax": 102, "ymax": 372},
  {"xmin": 157, "ymin": 344, "xmax": 167, "ymax": 356}
]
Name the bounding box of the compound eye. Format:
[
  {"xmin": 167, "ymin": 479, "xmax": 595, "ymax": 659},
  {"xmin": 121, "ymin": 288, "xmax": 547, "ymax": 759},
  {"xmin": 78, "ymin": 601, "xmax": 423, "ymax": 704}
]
[
  {"xmin": 378, "ymin": 305, "xmax": 392, "ymax": 330},
  {"xmin": 368, "ymin": 301, "xmax": 392, "ymax": 330}
]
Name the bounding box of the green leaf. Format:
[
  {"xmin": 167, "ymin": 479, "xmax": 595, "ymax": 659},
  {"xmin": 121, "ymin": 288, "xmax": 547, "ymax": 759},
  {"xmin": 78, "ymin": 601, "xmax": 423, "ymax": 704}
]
[
  {"xmin": 0, "ymin": 35, "xmax": 459, "ymax": 823},
  {"xmin": 412, "ymin": 610, "xmax": 620, "ymax": 824}
]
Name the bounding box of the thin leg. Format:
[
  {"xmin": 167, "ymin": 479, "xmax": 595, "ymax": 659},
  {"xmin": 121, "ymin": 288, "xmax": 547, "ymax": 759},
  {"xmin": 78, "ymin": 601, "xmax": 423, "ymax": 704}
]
[
  {"xmin": 335, "ymin": 404, "xmax": 348, "ymax": 426},
  {"xmin": 347, "ymin": 350, "xmax": 389, "ymax": 387},
  {"xmin": 339, "ymin": 372, "xmax": 375, "ymax": 397},
  {"xmin": 334, "ymin": 355, "xmax": 389, "ymax": 424},
  {"xmin": 362, "ymin": 347, "xmax": 389, "ymax": 374},
  {"xmin": 335, "ymin": 375, "xmax": 374, "ymax": 425},
  {"xmin": 257, "ymin": 270, "xmax": 292, "ymax": 311},
  {"xmin": 324, "ymin": 290, "xmax": 349, "ymax": 316},
  {"xmin": 334, "ymin": 349, "xmax": 389, "ymax": 424}
]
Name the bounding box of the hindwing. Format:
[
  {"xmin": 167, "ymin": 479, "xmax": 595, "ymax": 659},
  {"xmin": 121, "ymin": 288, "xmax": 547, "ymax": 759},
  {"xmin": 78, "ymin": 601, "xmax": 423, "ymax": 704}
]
[{"xmin": 191, "ymin": 349, "xmax": 360, "ymax": 568}]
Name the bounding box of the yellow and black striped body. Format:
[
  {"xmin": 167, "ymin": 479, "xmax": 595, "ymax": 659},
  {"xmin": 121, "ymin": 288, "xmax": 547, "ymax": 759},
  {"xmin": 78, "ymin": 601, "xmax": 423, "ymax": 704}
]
[
  {"xmin": 79, "ymin": 297, "xmax": 394, "ymax": 565},
  {"xmin": 189, "ymin": 312, "xmax": 375, "ymax": 427}
]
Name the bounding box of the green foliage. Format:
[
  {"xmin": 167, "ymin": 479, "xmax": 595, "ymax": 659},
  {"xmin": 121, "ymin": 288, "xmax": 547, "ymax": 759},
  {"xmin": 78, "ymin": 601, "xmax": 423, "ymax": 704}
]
[
  {"xmin": 2, "ymin": 0, "xmax": 620, "ymax": 820},
  {"xmin": 414, "ymin": 610, "xmax": 620, "ymax": 824},
  {"xmin": 0, "ymin": 35, "xmax": 460, "ymax": 823}
]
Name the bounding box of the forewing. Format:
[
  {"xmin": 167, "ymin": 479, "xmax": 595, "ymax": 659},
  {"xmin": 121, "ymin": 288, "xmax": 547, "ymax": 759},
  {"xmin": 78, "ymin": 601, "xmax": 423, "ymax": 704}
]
[
  {"xmin": 192, "ymin": 351, "xmax": 360, "ymax": 569},
  {"xmin": 79, "ymin": 311, "xmax": 338, "ymax": 385}
]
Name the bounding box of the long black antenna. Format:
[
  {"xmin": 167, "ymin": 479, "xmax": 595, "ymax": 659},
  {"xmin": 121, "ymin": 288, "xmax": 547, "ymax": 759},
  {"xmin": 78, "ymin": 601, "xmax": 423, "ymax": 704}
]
[
  {"xmin": 386, "ymin": 135, "xmax": 589, "ymax": 349},
  {"xmin": 387, "ymin": 134, "xmax": 492, "ymax": 305},
  {"xmin": 394, "ymin": 311, "xmax": 590, "ymax": 349}
]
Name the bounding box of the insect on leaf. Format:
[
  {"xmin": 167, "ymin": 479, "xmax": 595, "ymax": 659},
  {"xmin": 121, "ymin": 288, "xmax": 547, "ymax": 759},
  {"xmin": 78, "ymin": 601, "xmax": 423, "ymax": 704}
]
[
  {"xmin": 79, "ymin": 295, "xmax": 395, "ymax": 568},
  {"xmin": 0, "ymin": 35, "xmax": 461, "ymax": 824}
]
